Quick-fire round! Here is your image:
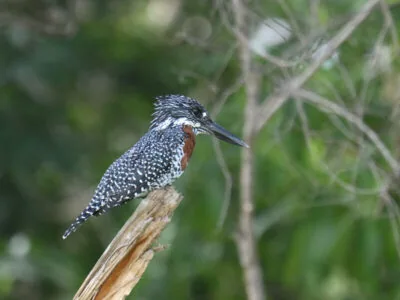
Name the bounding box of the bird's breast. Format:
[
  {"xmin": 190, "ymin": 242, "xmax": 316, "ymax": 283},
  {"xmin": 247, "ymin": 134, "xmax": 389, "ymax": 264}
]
[{"xmin": 181, "ymin": 125, "xmax": 196, "ymax": 170}]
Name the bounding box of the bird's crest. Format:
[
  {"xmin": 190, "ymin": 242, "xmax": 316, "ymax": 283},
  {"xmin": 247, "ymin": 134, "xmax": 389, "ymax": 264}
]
[{"xmin": 150, "ymin": 95, "xmax": 207, "ymax": 131}]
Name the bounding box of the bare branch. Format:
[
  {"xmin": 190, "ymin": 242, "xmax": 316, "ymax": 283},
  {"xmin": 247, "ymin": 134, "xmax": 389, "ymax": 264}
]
[
  {"xmin": 294, "ymin": 97, "xmax": 312, "ymax": 150},
  {"xmin": 255, "ymin": 0, "xmax": 380, "ymax": 133},
  {"xmin": 380, "ymin": 0, "xmax": 399, "ymax": 54},
  {"xmin": 74, "ymin": 187, "xmax": 183, "ymax": 300},
  {"xmin": 217, "ymin": 0, "xmax": 297, "ymax": 69},
  {"xmin": 380, "ymin": 191, "xmax": 400, "ymax": 260},
  {"xmin": 297, "ymin": 89, "xmax": 400, "ymax": 174},
  {"xmin": 277, "ymin": 0, "xmax": 305, "ymax": 41},
  {"xmin": 211, "ymin": 78, "xmax": 244, "ymax": 230},
  {"xmin": 212, "ymin": 137, "xmax": 234, "ymax": 230},
  {"xmin": 231, "ymin": 0, "xmax": 266, "ymax": 300}
]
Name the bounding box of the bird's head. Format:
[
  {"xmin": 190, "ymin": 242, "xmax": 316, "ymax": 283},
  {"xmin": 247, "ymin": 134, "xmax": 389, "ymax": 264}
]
[{"xmin": 150, "ymin": 94, "xmax": 248, "ymax": 148}]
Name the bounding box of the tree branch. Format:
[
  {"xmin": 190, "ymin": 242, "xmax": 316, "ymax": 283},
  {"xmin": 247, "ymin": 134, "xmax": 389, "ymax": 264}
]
[
  {"xmin": 231, "ymin": 0, "xmax": 266, "ymax": 300},
  {"xmin": 297, "ymin": 89, "xmax": 400, "ymax": 174},
  {"xmin": 74, "ymin": 187, "xmax": 183, "ymax": 300},
  {"xmin": 255, "ymin": 0, "xmax": 380, "ymax": 133}
]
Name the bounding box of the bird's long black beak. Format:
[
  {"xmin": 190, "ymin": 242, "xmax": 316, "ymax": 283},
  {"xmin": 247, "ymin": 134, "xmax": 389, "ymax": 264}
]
[{"xmin": 205, "ymin": 121, "xmax": 249, "ymax": 148}]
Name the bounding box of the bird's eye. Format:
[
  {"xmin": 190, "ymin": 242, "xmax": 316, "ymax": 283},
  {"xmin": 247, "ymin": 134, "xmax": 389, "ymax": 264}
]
[{"xmin": 193, "ymin": 108, "xmax": 203, "ymax": 118}]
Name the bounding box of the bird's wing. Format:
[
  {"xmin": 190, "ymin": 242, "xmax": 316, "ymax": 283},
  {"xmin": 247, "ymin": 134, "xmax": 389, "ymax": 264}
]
[
  {"xmin": 102, "ymin": 144, "xmax": 173, "ymax": 210},
  {"xmin": 62, "ymin": 129, "xmax": 182, "ymax": 239}
]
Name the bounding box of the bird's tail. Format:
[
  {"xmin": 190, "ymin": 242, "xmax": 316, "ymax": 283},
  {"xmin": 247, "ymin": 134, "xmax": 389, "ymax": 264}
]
[{"xmin": 62, "ymin": 203, "xmax": 102, "ymax": 239}]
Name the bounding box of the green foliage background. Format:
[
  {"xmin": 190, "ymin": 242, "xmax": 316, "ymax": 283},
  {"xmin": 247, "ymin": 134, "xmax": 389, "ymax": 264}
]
[{"xmin": 1, "ymin": 1, "xmax": 400, "ymax": 299}]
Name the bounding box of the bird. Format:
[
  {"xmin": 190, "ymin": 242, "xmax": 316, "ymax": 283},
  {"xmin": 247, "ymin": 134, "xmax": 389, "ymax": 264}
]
[{"xmin": 62, "ymin": 94, "xmax": 248, "ymax": 239}]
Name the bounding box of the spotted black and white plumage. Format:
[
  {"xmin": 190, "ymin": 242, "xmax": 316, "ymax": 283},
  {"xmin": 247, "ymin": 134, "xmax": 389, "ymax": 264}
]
[{"xmin": 62, "ymin": 95, "xmax": 247, "ymax": 239}]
